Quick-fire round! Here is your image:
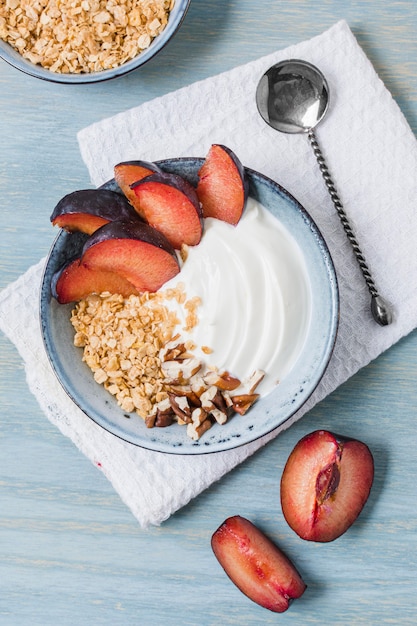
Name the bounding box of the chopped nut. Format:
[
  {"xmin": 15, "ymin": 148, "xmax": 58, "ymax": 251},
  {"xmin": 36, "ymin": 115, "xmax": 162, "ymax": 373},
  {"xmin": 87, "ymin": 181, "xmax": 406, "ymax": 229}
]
[
  {"xmin": 211, "ymin": 408, "xmax": 228, "ymax": 425},
  {"xmin": 160, "ymin": 341, "xmax": 188, "ymax": 361},
  {"xmin": 191, "ymin": 406, "xmax": 208, "ymax": 426},
  {"xmin": 146, "ymin": 397, "xmax": 174, "ymax": 428},
  {"xmin": 165, "ymin": 385, "xmax": 201, "ymax": 407},
  {"xmin": 145, "ymin": 413, "xmax": 156, "ymax": 428},
  {"xmin": 246, "ymin": 369, "xmax": 266, "ymax": 394},
  {"xmin": 211, "ymin": 389, "xmax": 230, "ymax": 415},
  {"xmin": 154, "ymin": 409, "xmax": 175, "ymax": 428},
  {"xmin": 203, "ymin": 370, "xmax": 241, "ymax": 391},
  {"xmin": 168, "ymin": 393, "xmax": 192, "ymax": 423},
  {"xmin": 189, "ymin": 374, "xmax": 207, "ymax": 397},
  {"xmin": 187, "ymin": 417, "xmax": 213, "ymax": 441},
  {"xmin": 231, "ymin": 394, "xmax": 260, "ymax": 415},
  {"xmin": 161, "ymin": 357, "xmax": 202, "ymax": 383},
  {"xmin": 199, "ymin": 385, "xmax": 218, "ymax": 410},
  {"xmin": 152, "ymin": 397, "xmax": 171, "ymax": 413}
]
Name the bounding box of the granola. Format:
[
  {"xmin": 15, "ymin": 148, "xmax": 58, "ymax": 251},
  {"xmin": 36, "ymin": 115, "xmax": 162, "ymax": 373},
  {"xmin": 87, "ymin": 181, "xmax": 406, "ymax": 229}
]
[
  {"xmin": 71, "ymin": 287, "xmax": 184, "ymax": 416},
  {"xmin": 0, "ymin": 0, "xmax": 174, "ymax": 74}
]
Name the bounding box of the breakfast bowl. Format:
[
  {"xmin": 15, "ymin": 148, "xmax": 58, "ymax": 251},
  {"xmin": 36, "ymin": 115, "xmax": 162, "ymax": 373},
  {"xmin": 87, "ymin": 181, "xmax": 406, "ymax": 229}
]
[
  {"xmin": 0, "ymin": 0, "xmax": 191, "ymax": 83},
  {"xmin": 40, "ymin": 157, "xmax": 339, "ymax": 454}
]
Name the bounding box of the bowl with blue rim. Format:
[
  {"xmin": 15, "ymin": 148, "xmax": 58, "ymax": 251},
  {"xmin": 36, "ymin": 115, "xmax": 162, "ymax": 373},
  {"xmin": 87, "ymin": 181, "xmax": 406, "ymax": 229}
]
[{"xmin": 40, "ymin": 157, "xmax": 339, "ymax": 454}]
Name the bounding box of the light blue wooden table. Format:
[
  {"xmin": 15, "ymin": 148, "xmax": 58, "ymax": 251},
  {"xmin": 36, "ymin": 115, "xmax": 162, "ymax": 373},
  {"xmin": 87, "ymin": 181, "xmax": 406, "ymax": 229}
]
[{"xmin": 1, "ymin": 2, "xmax": 417, "ymax": 624}]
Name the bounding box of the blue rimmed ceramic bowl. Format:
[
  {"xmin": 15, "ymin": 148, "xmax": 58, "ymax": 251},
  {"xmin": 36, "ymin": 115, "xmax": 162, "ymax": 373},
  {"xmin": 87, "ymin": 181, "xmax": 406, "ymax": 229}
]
[
  {"xmin": 40, "ymin": 158, "xmax": 339, "ymax": 454},
  {"xmin": 0, "ymin": 0, "xmax": 191, "ymax": 83}
]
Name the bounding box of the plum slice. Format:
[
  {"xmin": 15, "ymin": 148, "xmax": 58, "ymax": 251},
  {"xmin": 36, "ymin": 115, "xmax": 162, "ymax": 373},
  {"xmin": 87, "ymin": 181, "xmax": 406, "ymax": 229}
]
[
  {"xmin": 131, "ymin": 172, "xmax": 203, "ymax": 249},
  {"xmin": 196, "ymin": 144, "xmax": 248, "ymax": 225},
  {"xmin": 52, "ymin": 257, "xmax": 139, "ymax": 304},
  {"xmin": 114, "ymin": 160, "xmax": 162, "ymax": 207},
  {"xmin": 50, "ymin": 189, "xmax": 140, "ymax": 235},
  {"xmin": 81, "ymin": 219, "xmax": 180, "ymax": 293},
  {"xmin": 280, "ymin": 430, "xmax": 374, "ymax": 542},
  {"xmin": 212, "ymin": 516, "xmax": 306, "ymax": 613}
]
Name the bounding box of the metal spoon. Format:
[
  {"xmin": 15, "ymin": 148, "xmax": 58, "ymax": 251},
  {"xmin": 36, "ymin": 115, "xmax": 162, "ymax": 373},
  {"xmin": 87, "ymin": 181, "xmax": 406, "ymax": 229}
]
[{"xmin": 256, "ymin": 59, "xmax": 392, "ymax": 326}]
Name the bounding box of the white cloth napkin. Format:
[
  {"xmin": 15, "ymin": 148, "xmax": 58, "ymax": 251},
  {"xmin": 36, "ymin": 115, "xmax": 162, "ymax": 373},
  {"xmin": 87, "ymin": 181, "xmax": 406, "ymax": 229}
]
[{"xmin": 1, "ymin": 20, "xmax": 417, "ymax": 528}]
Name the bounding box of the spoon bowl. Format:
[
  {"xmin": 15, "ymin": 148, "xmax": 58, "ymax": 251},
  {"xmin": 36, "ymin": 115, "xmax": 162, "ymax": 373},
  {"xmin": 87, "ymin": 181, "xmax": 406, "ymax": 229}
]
[
  {"xmin": 256, "ymin": 60, "xmax": 329, "ymax": 134},
  {"xmin": 256, "ymin": 59, "xmax": 392, "ymax": 326}
]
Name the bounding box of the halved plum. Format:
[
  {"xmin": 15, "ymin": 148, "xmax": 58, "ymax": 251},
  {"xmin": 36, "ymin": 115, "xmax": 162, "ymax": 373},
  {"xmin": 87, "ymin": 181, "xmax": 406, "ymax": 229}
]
[
  {"xmin": 114, "ymin": 160, "xmax": 162, "ymax": 207},
  {"xmin": 131, "ymin": 172, "xmax": 203, "ymax": 249},
  {"xmin": 81, "ymin": 220, "xmax": 180, "ymax": 293},
  {"xmin": 280, "ymin": 430, "xmax": 374, "ymax": 542},
  {"xmin": 196, "ymin": 144, "xmax": 248, "ymax": 225},
  {"xmin": 52, "ymin": 257, "xmax": 139, "ymax": 304},
  {"xmin": 50, "ymin": 189, "xmax": 140, "ymax": 235}
]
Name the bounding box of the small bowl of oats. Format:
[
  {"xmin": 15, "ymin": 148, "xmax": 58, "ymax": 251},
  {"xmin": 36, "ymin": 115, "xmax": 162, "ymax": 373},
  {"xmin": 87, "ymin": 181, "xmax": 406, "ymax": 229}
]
[{"xmin": 0, "ymin": 0, "xmax": 190, "ymax": 83}]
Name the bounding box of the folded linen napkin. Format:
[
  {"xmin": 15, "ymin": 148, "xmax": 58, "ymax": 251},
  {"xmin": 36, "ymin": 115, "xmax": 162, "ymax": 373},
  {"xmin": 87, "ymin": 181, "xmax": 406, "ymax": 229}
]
[{"xmin": 1, "ymin": 20, "xmax": 417, "ymax": 528}]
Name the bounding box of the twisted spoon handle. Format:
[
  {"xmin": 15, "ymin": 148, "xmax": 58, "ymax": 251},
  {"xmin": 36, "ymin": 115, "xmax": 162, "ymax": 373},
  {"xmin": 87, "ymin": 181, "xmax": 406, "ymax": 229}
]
[{"xmin": 307, "ymin": 129, "xmax": 392, "ymax": 326}]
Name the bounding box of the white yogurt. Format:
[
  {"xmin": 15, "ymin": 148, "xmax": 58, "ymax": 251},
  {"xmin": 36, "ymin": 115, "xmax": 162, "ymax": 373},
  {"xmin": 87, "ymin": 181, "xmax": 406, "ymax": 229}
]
[{"xmin": 162, "ymin": 198, "xmax": 312, "ymax": 396}]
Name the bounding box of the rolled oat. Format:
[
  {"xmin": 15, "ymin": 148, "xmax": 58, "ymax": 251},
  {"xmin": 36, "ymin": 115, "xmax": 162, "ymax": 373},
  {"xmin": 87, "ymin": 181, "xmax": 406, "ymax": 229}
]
[{"xmin": 71, "ymin": 289, "xmax": 180, "ymax": 416}]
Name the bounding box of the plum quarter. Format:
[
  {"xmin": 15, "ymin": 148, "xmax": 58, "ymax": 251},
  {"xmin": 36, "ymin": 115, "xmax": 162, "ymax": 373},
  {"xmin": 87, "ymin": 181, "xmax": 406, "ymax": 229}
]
[
  {"xmin": 131, "ymin": 172, "xmax": 203, "ymax": 249},
  {"xmin": 196, "ymin": 144, "xmax": 248, "ymax": 225},
  {"xmin": 114, "ymin": 160, "xmax": 163, "ymax": 207},
  {"xmin": 81, "ymin": 219, "xmax": 180, "ymax": 293},
  {"xmin": 50, "ymin": 188, "xmax": 140, "ymax": 235}
]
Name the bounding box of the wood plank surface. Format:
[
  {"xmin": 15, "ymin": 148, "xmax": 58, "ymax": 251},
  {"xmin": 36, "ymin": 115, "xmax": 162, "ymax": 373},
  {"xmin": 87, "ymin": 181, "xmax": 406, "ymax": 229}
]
[{"xmin": 1, "ymin": 1, "xmax": 417, "ymax": 624}]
